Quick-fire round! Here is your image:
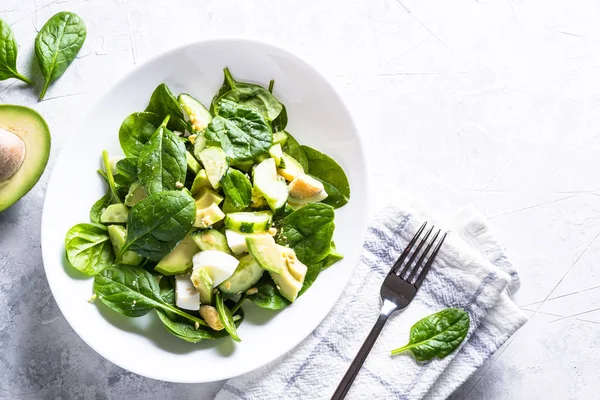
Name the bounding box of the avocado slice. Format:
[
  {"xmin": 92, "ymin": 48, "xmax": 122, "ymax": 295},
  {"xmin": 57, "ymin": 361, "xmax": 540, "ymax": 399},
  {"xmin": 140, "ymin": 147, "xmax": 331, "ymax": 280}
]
[
  {"xmin": 100, "ymin": 203, "xmax": 129, "ymax": 223},
  {"xmin": 155, "ymin": 234, "xmax": 199, "ymax": 275},
  {"xmin": 190, "ymin": 267, "xmax": 214, "ymax": 304},
  {"xmin": 190, "ymin": 229, "xmax": 232, "ymax": 254},
  {"xmin": 186, "ymin": 151, "xmax": 201, "ymax": 174},
  {"xmin": 271, "ymin": 246, "xmax": 307, "ymax": 302},
  {"xmin": 124, "ymin": 181, "xmax": 147, "ymax": 207},
  {"xmin": 246, "ymin": 235, "xmax": 285, "ymax": 274},
  {"xmin": 190, "ymin": 169, "xmax": 211, "ymax": 196},
  {"xmin": 0, "ymin": 105, "xmax": 50, "ymax": 212},
  {"xmin": 107, "ymin": 225, "xmax": 142, "ymax": 266}
]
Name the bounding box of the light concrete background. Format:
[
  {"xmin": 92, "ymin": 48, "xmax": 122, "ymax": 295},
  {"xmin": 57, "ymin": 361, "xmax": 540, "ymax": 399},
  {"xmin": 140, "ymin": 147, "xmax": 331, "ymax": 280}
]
[{"xmin": 1, "ymin": 0, "xmax": 600, "ymax": 398}]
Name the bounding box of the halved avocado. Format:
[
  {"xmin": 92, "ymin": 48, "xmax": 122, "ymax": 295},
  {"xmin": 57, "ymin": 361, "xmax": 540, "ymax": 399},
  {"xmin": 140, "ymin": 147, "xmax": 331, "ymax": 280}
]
[{"xmin": 0, "ymin": 105, "xmax": 50, "ymax": 212}]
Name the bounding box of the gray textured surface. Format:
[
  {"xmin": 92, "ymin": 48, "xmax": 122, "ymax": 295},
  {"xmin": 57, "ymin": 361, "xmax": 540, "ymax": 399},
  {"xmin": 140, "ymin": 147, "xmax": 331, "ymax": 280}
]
[{"xmin": 3, "ymin": 0, "xmax": 600, "ymax": 399}]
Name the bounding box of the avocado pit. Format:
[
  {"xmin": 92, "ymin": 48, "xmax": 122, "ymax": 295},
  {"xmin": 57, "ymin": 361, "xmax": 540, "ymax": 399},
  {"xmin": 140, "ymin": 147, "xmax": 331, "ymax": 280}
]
[{"xmin": 0, "ymin": 127, "xmax": 26, "ymax": 182}]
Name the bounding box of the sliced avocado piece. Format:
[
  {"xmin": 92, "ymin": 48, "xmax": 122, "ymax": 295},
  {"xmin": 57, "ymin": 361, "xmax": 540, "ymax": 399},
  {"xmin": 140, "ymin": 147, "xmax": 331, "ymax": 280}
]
[
  {"xmin": 124, "ymin": 181, "xmax": 147, "ymax": 206},
  {"xmin": 195, "ymin": 187, "xmax": 223, "ymax": 208},
  {"xmin": 230, "ymin": 159, "xmax": 254, "ymax": 172},
  {"xmin": 269, "ymin": 144, "xmax": 286, "ymax": 169},
  {"xmin": 190, "ymin": 267, "xmax": 214, "ymax": 304},
  {"xmin": 190, "ymin": 169, "xmax": 211, "ymax": 196},
  {"xmin": 0, "ymin": 105, "xmax": 51, "ymax": 212},
  {"xmin": 100, "ymin": 203, "xmax": 129, "ymax": 223},
  {"xmin": 186, "ymin": 151, "xmax": 201, "ymax": 174},
  {"xmin": 178, "ymin": 93, "xmax": 212, "ymax": 132},
  {"xmin": 271, "ymin": 246, "xmax": 308, "ymax": 302},
  {"xmin": 194, "ymin": 203, "xmax": 225, "ymax": 228},
  {"xmin": 273, "ymin": 131, "xmax": 288, "ymax": 146},
  {"xmin": 246, "ymin": 235, "xmax": 285, "ymax": 274},
  {"xmin": 107, "ymin": 225, "xmax": 142, "ymax": 266},
  {"xmin": 199, "ymin": 146, "xmax": 228, "ymax": 189},
  {"xmin": 224, "ymin": 211, "xmax": 273, "ymax": 233},
  {"xmin": 253, "ymin": 158, "xmax": 288, "ymax": 212},
  {"xmin": 218, "ymin": 254, "xmax": 264, "ymax": 295},
  {"xmin": 190, "ymin": 229, "xmax": 232, "ymax": 254},
  {"xmin": 277, "ymin": 153, "xmax": 304, "ymax": 182},
  {"xmin": 155, "ymin": 234, "xmax": 199, "ymax": 275}
]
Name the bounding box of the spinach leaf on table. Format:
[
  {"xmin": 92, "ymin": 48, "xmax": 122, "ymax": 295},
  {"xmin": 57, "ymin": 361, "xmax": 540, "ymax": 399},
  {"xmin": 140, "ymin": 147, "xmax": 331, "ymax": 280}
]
[
  {"xmin": 137, "ymin": 116, "xmax": 187, "ymax": 195},
  {"xmin": 35, "ymin": 12, "xmax": 86, "ymax": 100},
  {"xmin": 248, "ymin": 274, "xmax": 291, "ymax": 310},
  {"xmin": 205, "ymin": 99, "xmax": 272, "ymax": 161},
  {"xmin": 120, "ymin": 190, "xmax": 196, "ymax": 261},
  {"xmin": 221, "ymin": 168, "xmax": 252, "ymax": 211},
  {"xmin": 119, "ymin": 112, "xmax": 162, "ymax": 157},
  {"xmin": 0, "ymin": 18, "xmax": 33, "ymax": 84},
  {"xmin": 145, "ymin": 83, "xmax": 188, "ymax": 132},
  {"xmin": 391, "ymin": 308, "xmax": 470, "ymax": 361},
  {"xmin": 276, "ymin": 203, "xmax": 335, "ymax": 264},
  {"xmin": 301, "ymin": 146, "xmax": 350, "ymax": 208},
  {"xmin": 64, "ymin": 223, "xmax": 114, "ymax": 275},
  {"xmin": 215, "ymin": 291, "xmax": 241, "ymax": 342},
  {"xmin": 93, "ymin": 265, "xmax": 207, "ymax": 325},
  {"xmin": 283, "ymin": 133, "xmax": 308, "ymax": 171}
]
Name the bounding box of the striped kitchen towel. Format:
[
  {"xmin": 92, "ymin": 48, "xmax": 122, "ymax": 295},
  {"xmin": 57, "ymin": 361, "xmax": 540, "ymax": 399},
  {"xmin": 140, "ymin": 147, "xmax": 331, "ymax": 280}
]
[{"xmin": 215, "ymin": 207, "xmax": 528, "ymax": 400}]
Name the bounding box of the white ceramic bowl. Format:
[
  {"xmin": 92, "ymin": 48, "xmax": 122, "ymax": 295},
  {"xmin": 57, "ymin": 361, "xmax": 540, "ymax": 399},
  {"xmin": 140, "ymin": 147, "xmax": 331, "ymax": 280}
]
[{"xmin": 41, "ymin": 38, "xmax": 368, "ymax": 383}]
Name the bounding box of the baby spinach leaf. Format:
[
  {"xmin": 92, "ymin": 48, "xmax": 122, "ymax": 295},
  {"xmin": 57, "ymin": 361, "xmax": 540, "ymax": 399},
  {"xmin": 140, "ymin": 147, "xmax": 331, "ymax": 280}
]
[
  {"xmin": 145, "ymin": 83, "xmax": 188, "ymax": 132},
  {"xmin": 272, "ymin": 103, "xmax": 288, "ymax": 132},
  {"xmin": 121, "ymin": 190, "xmax": 196, "ymax": 261},
  {"xmin": 221, "ymin": 169, "xmax": 252, "ymax": 211},
  {"xmin": 114, "ymin": 157, "xmax": 138, "ymax": 185},
  {"xmin": 283, "ymin": 133, "xmax": 308, "ymax": 171},
  {"xmin": 391, "ymin": 308, "xmax": 470, "ymax": 361},
  {"xmin": 158, "ymin": 275, "xmax": 175, "ymax": 305},
  {"xmin": 215, "ymin": 291, "xmax": 241, "ymax": 342},
  {"xmin": 321, "ymin": 242, "xmax": 343, "ymax": 270},
  {"xmin": 248, "ymin": 275, "xmax": 291, "ymax": 310},
  {"xmin": 64, "ymin": 223, "xmax": 114, "ymax": 275},
  {"xmin": 90, "ymin": 191, "xmax": 112, "ymax": 223},
  {"xmin": 35, "ymin": 12, "xmax": 86, "ymax": 100},
  {"xmin": 156, "ymin": 309, "xmax": 237, "ymax": 343},
  {"xmin": 301, "ymin": 146, "xmax": 350, "ymax": 208},
  {"xmin": 0, "ymin": 18, "xmax": 34, "ymax": 84},
  {"xmin": 299, "ymin": 261, "xmax": 323, "ymax": 297},
  {"xmin": 277, "ymin": 203, "xmax": 335, "ymax": 264},
  {"xmin": 93, "ymin": 265, "xmax": 207, "ymax": 325},
  {"xmin": 137, "ymin": 116, "xmax": 187, "ymax": 195},
  {"xmin": 119, "ymin": 112, "xmax": 162, "ymax": 157},
  {"xmin": 205, "ymin": 100, "xmax": 272, "ymax": 161},
  {"xmin": 102, "ymin": 150, "xmax": 122, "ymax": 204}
]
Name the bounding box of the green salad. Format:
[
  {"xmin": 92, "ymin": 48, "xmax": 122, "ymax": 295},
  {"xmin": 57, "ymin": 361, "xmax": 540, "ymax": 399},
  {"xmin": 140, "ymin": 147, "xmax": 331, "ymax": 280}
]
[{"xmin": 64, "ymin": 68, "xmax": 350, "ymax": 343}]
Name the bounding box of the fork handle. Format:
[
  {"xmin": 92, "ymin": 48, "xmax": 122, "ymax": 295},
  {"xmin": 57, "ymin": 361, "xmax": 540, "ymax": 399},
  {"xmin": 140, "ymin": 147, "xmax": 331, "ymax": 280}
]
[{"xmin": 331, "ymin": 300, "xmax": 396, "ymax": 400}]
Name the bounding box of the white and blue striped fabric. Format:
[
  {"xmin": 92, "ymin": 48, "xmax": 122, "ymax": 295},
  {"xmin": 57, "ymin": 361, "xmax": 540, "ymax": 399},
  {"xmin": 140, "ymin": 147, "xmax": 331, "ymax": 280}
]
[{"xmin": 215, "ymin": 208, "xmax": 527, "ymax": 400}]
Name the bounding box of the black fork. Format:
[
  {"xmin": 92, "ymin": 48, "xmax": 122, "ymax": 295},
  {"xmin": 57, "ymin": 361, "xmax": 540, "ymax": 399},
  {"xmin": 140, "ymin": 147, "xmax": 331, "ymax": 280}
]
[{"xmin": 331, "ymin": 222, "xmax": 447, "ymax": 400}]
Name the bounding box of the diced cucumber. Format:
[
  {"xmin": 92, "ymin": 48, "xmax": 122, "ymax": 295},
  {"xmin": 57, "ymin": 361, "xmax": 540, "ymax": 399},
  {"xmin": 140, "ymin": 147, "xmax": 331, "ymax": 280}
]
[
  {"xmin": 193, "ymin": 132, "xmax": 207, "ymax": 159},
  {"xmin": 277, "ymin": 153, "xmax": 304, "ymax": 181},
  {"xmin": 186, "ymin": 151, "xmax": 201, "ymax": 174},
  {"xmin": 124, "ymin": 181, "xmax": 147, "ymax": 207},
  {"xmin": 190, "ymin": 169, "xmax": 211, "ymax": 196},
  {"xmin": 253, "ymin": 158, "xmax": 288, "ymax": 212},
  {"xmin": 273, "ymin": 131, "xmax": 288, "ymax": 146},
  {"xmin": 199, "ymin": 146, "xmax": 228, "ymax": 189},
  {"xmin": 194, "ymin": 203, "xmax": 225, "ymax": 228},
  {"xmin": 191, "ymin": 229, "xmax": 232, "ymax": 254},
  {"xmin": 190, "ymin": 267, "xmax": 213, "ymax": 304},
  {"xmin": 155, "ymin": 234, "xmax": 199, "ymax": 275},
  {"xmin": 178, "ymin": 93, "xmax": 212, "ymax": 132},
  {"xmin": 269, "ymin": 144, "xmax": 286, "ymax": 169},
  {"xmin": 246, "ymin": 235, "xmax": 285, "ymax": 274},
  {"xmin": 225, "ymin": 229, "xmax": 270, "ymax": 255},
  {"xmin": 107, "ymin": 225, "xmax": 142, "ymax": 266},
  {"xmin": 224, "ymin": 211, "xmax": 273, "ymax": 233},
  {"xmin": 100, "ymin": 203, "xmax": 129, "ymax": 223},
  {"xmin": 218, "ymin": 254, "xmax": 264, "ymax": 295}
]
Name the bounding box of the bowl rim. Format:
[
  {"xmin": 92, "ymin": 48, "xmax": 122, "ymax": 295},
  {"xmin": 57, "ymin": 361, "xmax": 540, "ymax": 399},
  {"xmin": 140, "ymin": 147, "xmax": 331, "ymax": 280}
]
[{"xmin": 41, "ymin": 36, "xmax": 371, "ymax": 383}]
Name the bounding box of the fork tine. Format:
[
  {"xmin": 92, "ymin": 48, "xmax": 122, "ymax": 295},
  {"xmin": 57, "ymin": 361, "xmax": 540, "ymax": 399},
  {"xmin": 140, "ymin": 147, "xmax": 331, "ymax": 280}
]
[
  {"xmin": 413, "ymin": 232, "xmax": 447, "ymax": 289},
  {"xmin": 398, "ymin": 225, "xmax": 434, "ymax": 278},
  {"xmin": 406, "ymin": 229, "xmax": 440, "ymax": 281},
  {"xmin": 389, "ymin": 222, "xmax": 427, "ymax": 275}
]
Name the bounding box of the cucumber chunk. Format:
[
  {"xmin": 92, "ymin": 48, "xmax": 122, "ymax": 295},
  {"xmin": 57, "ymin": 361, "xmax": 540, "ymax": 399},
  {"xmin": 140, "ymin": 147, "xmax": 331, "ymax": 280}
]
[
  {"xmin": 269, "ymin": 144, "xmax": 286, "ymax": 169},
  {"xmin": 190, "ymin": 267, "xmax": 214, "ymax": 304},
  {"xmin": 199, "ymin": 146, "xmax": 228, "ymax": 189},
  {"xmin": 178, "ymin": 93, "xmax": 212, "ymax": 132},
  {"xmin": 186, "ymin": 151, "xmax": 201, "ymax": 174},
  {"xmin": 100, "ymin": 203, "xmax": 129, "ymax": 223},
  {"xmin": 253, "ymin": 158, "xmax": 288, "ymax": 212},
  {"xmin": 218, "ymin": 254, "xmax": 264, "ymax": 295},
  {"xmin": 224, "ymin": 211, "xmax": 273, "ymax": 233},
  {"xmin": 191, "ymin": 229, "xmax": 232, "ymax": 254}
]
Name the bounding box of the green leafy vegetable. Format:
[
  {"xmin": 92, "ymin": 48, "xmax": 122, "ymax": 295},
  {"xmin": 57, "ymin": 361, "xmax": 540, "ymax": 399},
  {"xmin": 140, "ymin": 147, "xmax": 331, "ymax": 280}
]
[
  {"xmin": 64, "ymin": 223, "xmax": 114, "ymax": 275},
  {"xmin": 93, "ymin": 265, "xmax": 207, "ymax": 325},
  {"xmin": 248, "ymin": 274, "xmax": 291, "ymax": 310},
  {"xmin": 221, "ymin": 169, "xmax": 252, "ymax": 211},
  {"xmin": 156, "ymin": 310, "xmax": 237, "ymax": 343},
  {"xmin": 299, "ymin": 261, "xmax": 323, "ymax": 296},
  {"xmin": 301, "ymin": 146, "xmax": 350, "ymax": 208},
  {"xmin": 114, "ymin": 157, "xmax": 138, "ymax": 185},
  {"xmin": 120, "ymin": 190, "xmax": 196, "ymax": 261},
  {"xmin": 321, "ymin": 242, "xmax": 343, "ymax": 270},
  {"xmin": 89, "ymin": 191, "xmax": 112, "ymax": 223},
  {"xmin": 283, "ymin": 133, "xmax": 308, "ymax": 171},
  {"xmin": 102, "ymin": 150, "xmax": 122, "ymax": 204},
  {"xmin": 277, "ymin": 203, "xmax": 335, "ymax": 264},
  {"xmin": 145, "ymin": 83, "xmax": 188, "ymax": 132},
  {"xmin": 205, "ymin": 100, "xmax": 273, "ymax": 161},
  {"xmin": 137, "ymin": 116, "xmax": 187, "ymax": 195},
  {"xmin": 272, "ymin": 104, "xmax": 288, "ymax": 132},
  {"xmin": 215, "ymin": 291, "xmax": 241, "ymax": 342},
  {"xmin": 118, "ymin": 112, "xmax": 162, "ymax": 157},
  {"xmin": 35, "ymin": 12, "xmax": 86, "ymax": 100},
  {"xmin": 0, "ymin": 18, "xmax": 33, "ymax": 84},
  {"xmin": 391, "ymin": 308, "xmax": 470, "ymax": 360}
]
